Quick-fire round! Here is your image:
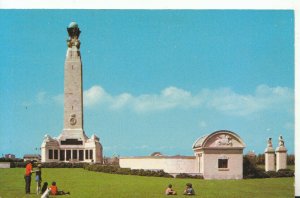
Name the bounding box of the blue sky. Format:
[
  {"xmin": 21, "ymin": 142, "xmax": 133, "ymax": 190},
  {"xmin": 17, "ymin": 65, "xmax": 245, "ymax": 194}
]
[{"xmin": 0, "ymin": 10, "xmax": 294, "ymax": 158}]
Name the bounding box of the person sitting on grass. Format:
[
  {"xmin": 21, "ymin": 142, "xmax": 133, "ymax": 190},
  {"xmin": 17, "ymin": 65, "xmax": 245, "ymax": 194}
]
[
  {"xmin": 50, "ymin": 181, "xmax": 70, "ymax": 195},
  {"xmin": 41, "ymin": 182, "xmax": 48, "ymax": 194},
  {"xmin": 165, "ymin": 184, "xmax": 177, "ymax": 195},
  {"xmin": 41, "ymin": 183, "xmax": 51, "ymax": 198},
  {"xmin": 183, "ymin": 183, "xmax": 195, "ymax": 196}
]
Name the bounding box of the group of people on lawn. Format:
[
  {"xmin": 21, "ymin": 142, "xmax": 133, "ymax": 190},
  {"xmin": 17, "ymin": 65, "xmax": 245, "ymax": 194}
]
[
  {"xmin": 25, "ymin": 160, "xmax": 194, "ymax": 196},
  {"xmin": 24, "ymin": 160, "xmax": 70, "ymax": 196},
  {"xmin": 165, "ymin": 183, "xmax": 195, "ymax": 196}
]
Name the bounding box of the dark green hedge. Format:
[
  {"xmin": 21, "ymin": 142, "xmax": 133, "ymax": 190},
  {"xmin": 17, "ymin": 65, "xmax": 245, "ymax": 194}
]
[
  {"xmin": 10, "ymin": 162, "xmax": 89, "ymax": 168},
  {"xmin": 0, "ymin": 158, "xmax": 23, "ymax": 162},
  {"xmin": 175, "ymin": 173, "xmax": 203, "ymax": 179},
  {"xmin": 41, "ymin": 162, "xmax": 89, "ymax": 168},
  {"xmin": 84, "ymin": 164, "xmax": 173, "ymax": 178},
  {"xmin": 10, "ymin": 162, "xmax": 27, "ymax": 168},
  {"xmin": 243, "ymin": 156, "xmax": 294, "ymax": 178},
  {"xmin": 266, "ymin": 169, "xmax": 294, "ymax": 178}
]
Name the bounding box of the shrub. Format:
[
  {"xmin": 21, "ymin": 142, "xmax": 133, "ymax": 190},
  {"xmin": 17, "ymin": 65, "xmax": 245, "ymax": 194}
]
[
  {"xmin": 84, "ymin": 164, "xmax": 173, "ymax": 178},
  {"xmin": 0, "ymin": 158, "xmax": 23, "ymax": 162},
  {"xmin": 11, "ymin": 162, "xmax": 27, "ymax": 168},
  {"xmin": 176, "ymin": 173, "xmax": 203, "ymax": 179},
  {"xmin": 243, "ymin": 157, "xmax": 294, "ymax": 178},
  {"xmin": 243, "ymin": 156, "xmax": 268, "ymax": 178},
  {"xmin": 276, "ymin": 169, "xmax": 294, "ymax": 177},
  {"xmin": 265, "ymin": 171, "xmax": 277, "ymax": 178},
  {"xmin": 265, "ymin": 169, "xmax": 294, "ymax": 178},
  {"xmin": 40, "ymin": 162, "xmax": 88, "ymax": 168}
]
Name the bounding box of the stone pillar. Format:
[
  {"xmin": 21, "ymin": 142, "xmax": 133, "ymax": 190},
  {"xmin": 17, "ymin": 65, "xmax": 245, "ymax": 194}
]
[
  {"xmin": 264, "ymin": 138, "xmax": 275, "ymax": 171},
  {"xmin": 197, "ymin": 154, "xmax": 200, "ymax": 173},
  {"xmin": 41, "ymin": 147, "xmax": 47, "ymax": 163},
  {"xmin": 93, "ymin": 149, "xmax": 96, "ymax": 162},
  {"xmin": 276, "ymin": 135, "xmax": 287, "ymax": 171}
]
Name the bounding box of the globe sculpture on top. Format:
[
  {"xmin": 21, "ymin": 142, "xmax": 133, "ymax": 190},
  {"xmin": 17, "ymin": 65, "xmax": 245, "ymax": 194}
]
[{"xmin": 67, "ymin": 22, "xmax": 81, "ymax": 49}]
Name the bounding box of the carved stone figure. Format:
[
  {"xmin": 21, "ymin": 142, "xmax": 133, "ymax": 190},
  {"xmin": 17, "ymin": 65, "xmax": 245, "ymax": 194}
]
[
  {"xmin": 44, "ymin": 134, "xmax": 53, "ymax": 141},
  {"xmin": 278, "ymin": 135, "xmax": 284, "ymax": 147},
  {"xmin": 216, "ymin": 135, "xmax": 232, "ymax": 146},
  {"xmin": 267, "ymin": 137, "xmax": 273, "ymax": 148}
]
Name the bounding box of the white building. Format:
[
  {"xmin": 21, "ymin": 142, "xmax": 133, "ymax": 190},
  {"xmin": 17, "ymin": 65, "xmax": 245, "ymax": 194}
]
[
  {"xmin": 41, "ymin": 22, "xmax": 103, "ymax": 163},
  {"xmin": 120, "ymin": 130, "xmax": 246, "ymax": 179},
  {"xmin": 23, "ymin": 154, "xmax": 41, "ymax": 162}
]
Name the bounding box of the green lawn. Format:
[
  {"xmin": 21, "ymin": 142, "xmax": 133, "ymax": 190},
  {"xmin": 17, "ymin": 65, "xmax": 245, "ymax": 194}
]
[{"xmin": 0, "ymin": 168, "xmax": 294, "ymax": 198}]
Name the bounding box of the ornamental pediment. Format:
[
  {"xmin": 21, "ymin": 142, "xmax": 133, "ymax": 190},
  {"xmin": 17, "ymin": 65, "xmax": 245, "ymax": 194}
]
[
  {"xmin": 206, "ymin": 133, "xmax": 238, "ymax": 148},
  {"xmin": 192, "ymin": 130, "xmax": 246, "ymax": 149}
]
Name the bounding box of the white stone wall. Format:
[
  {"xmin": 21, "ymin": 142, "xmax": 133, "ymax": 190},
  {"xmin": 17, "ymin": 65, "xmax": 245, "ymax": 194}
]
[
  {"xmin": 119, "ymin": 157, "xmax": 197, "ymax": 174},
  {"xmin": 0, "ymin": 162, "xmax": 10, "ymax": 168}
]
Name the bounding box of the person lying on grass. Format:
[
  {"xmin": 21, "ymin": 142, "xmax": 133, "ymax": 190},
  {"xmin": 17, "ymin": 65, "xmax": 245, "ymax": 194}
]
[
  {"xmin": 165, "ymin": 184, "xmax": 177, "ymax": 195},
  {"xmin": 50, "ymin": 181, "xmax": 70, "ymax": 195}
]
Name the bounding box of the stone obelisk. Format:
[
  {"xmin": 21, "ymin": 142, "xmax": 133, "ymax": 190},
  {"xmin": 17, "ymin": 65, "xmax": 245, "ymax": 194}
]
[
  {"xmin": 41, "ymin": 22, "xmax": 103, "ymax": 163},
  {"xmin": 60, "ymin": 22, "xmax": 88, "ymax": 142}
]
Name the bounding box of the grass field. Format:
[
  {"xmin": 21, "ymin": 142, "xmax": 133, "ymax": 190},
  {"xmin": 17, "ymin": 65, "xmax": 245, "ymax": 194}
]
[{"xmin": 0, "ymin": 168, "xmax": 294, "ymax": 198}]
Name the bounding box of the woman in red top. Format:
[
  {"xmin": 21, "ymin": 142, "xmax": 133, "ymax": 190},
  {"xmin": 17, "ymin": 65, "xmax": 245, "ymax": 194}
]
[
  {"xmin": 50, "ymin": 182, "xmax": 70, "ymax": 195},
  {"xmin": 24, "ymin": 161, "xmax": 33, "ymax": 194}
]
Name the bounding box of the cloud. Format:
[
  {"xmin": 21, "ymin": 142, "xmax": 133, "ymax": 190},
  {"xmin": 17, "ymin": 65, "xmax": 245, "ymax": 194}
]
[
  {"xmin": 198, "ymin": 121, "xmax": 207, "ymax": 129},
  {"xmin": 83, "ymin": 86, "xmax": 110, "ymax": 107},
  {"xmin": 36, "ymin": 91, "xmax": 47, "ymax": 104},
  {"xmin": 110, "ymin": 93, "xmax": 133, "ymax": 109},
  {"xmin": 201, "ymin": 85, "xmax": 293, "ymax": 116},
  {"xmin": 52, "ymin": 94, "xmax": 64, "ymax": 104},
  {"xmin": 21, "ymin": 101, "xmax": 32, "ymax": 108},
  {"xmin": 103, "ymin": 144, "xmax": 149, "ymax": 151},
  {"xmin": 284, "ymin": 122, "xmax": 294, "ymax": 131},
  {"xmin": 51, "ymin": 84, "xmax": 293, "ymax": 116},
  {"xmin": 133, "ymin": 87, "xmax": 201, "ymax": 112}
]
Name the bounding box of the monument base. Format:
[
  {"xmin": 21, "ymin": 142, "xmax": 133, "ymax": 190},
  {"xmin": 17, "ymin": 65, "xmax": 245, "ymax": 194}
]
[
  {"xmin": 41, "ymin": 133, "xmax": 102, "ymax": 163},
  {"xmin": 264, "ymin": 149, "xmax": 275, "ymax": 172},
  {"xmin": 276, "ymin": 146, "xmax": 287, "ymax": 171}
]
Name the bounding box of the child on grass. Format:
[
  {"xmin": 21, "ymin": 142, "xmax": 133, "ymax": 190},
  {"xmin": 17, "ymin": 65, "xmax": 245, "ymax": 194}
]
[
  {"xmin": 165, "ymin": 184, "xmax": 177, "ymax": 195},
  {"xmin": 183, "ymin": 183, "xmax": 195, "ymax": 196},
  {"xmin": 50, "ymin": 181, "xmax": 70, "ymax": 195}
]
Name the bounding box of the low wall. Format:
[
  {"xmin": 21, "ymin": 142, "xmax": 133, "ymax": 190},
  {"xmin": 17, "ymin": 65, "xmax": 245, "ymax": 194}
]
[
  {"xmin": 0, "ymin": 162, "xmax": 10, "ymax": 168},
  {"xmin": 119, "ymin": 156, "xmax": 197, "ymax": 174}
]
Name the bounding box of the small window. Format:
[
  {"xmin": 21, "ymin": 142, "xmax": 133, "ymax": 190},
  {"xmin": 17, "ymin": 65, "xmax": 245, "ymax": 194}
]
[
  {"xmin": 54, "ymin": 150, "xmax": 58, "ymax": 159},
  {"xmin": 60, "ymin": 150, "xmax": 65, "ymax": 161},
  {"xmin": 48, "ymin": 149, "xmax": 53, "ymax": 159},
  {"xmin": 73, "ymin": 150, "xmax": 77, "ymax": 159},
  {"xmin": 85, "ymin": 150, "xmax": 89, "ymax": 159},
  {"xmin": 79, "ymin": 150, "xmax": 84, "ymax": 161},
  {"xmin": 66, "ymin": 150, "xmax": 71, "ymax": 161},
  {"xmin": 218, "ymin": 159, "xmax": 228, "ymax": 168},
  {"xmin": 90, "ymin": 150, "xmax": 93, "ymax": 160}
]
